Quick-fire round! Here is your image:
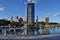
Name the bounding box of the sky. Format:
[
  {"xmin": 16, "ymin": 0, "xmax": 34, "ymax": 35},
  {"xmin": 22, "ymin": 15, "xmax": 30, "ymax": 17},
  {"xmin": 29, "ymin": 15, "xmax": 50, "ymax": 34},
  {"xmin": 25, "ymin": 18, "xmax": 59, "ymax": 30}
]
[{"xmin": 0, "ymin": 0, "xmax": 60, "ymax": 22}]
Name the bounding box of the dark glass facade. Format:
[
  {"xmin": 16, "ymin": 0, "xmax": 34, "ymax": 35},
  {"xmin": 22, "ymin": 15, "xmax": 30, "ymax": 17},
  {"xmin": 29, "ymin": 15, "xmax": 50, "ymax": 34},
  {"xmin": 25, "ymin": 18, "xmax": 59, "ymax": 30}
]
[{"xmin": 27, "ymin": 3, "xmax": 35, "ymax": 24}]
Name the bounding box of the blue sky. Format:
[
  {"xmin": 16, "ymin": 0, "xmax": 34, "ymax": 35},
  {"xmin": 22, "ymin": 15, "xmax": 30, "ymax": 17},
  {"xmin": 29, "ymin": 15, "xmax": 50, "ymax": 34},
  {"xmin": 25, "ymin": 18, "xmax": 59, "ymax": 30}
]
[{"xmin": 0, "ymin": 0, "xmax": 60, "ymax": 22}]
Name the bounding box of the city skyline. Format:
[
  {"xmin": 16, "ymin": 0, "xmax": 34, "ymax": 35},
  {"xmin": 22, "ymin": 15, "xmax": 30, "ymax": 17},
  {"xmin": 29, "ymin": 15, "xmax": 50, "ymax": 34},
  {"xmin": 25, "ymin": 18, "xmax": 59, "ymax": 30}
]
[{"xmin": 0, "ymin": 0, "xmax": 60, "ymax": 22}]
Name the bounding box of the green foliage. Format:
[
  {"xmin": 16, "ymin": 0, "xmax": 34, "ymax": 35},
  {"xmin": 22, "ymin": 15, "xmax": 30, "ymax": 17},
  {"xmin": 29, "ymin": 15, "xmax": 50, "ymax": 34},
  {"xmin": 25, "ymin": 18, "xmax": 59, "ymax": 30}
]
[
  {"xmin": 19, "ymin": 24, "xmax": 24, "ymax": 27},
  {"xmin": 0, "ymin": 19, "xmax": 10, "ymax": 26}
]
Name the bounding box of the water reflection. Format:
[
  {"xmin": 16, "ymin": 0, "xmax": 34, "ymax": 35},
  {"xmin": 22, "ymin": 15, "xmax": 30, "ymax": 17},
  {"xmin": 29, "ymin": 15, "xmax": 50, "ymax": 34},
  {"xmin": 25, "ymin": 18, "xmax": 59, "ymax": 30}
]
[
  {"xmin": 0, "ymin": 26, "xmax": 60, "ymax": 35},
  {"xmin": 15, "ymin": 28, "xmax": 23, "ymax": 35},
  {"xmin": 27, "ymin": 26, "xmax": 40, "ymax": 35},
  {"xmin": 49, "ymin": 27, "xmax": 60, "ymax": 34}
]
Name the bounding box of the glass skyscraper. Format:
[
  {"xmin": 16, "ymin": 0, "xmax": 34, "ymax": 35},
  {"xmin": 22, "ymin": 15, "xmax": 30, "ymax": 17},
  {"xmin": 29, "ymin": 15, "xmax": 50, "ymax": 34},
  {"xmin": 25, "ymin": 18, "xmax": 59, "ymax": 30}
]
[{"xmin": 27, "ymin": 2, "xmax": 35, "ymax": 24}]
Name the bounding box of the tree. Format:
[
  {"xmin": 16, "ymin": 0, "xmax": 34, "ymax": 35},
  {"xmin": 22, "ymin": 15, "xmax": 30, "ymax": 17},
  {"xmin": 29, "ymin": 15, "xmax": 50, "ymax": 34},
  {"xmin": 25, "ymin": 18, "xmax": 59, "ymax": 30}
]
[{"xmin": 19, "ymin": 24, "xmax": 24, "ymax": 27}]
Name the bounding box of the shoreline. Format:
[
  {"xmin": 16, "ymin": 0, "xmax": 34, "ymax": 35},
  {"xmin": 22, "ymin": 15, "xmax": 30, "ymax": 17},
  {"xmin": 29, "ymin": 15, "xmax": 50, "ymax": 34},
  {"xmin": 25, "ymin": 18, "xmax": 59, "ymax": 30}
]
[{"xmin": 0, "ymin": 34, "xmax": 60, "ymax": 39}]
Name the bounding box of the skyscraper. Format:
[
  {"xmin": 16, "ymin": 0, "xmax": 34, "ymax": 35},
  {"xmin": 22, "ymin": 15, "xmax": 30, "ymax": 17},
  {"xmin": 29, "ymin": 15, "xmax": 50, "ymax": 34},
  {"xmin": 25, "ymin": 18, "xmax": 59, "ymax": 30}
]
[
  {"xmin": 36, "ymin": 16, "xmax": 38, "ymax": 23},
  {"xmin": 27, "ymin": 0, "xmax": 35, "ymax": 24},
  {"xmin": 14, "ymin": 16, "xmax": 19, "ymax": 22},
  {"xmin": 10, "ymin": 16, "xmax": 13, "ymax": 22},
  {"xmin": 22, "ymin": 16, "xmax": 27, "ymax": 23},
  {"xmin": 45, "ymin": 16, "xmax": 49, "ymax": 25}
]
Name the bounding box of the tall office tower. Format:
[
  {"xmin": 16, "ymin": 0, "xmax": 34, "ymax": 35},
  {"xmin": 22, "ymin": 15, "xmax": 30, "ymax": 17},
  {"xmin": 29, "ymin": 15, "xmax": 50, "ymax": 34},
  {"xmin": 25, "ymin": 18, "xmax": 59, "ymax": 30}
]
[
  {"xmin": 14, "ymin": 16, "xmax": 19, "ymax": 22},
  {"xmin": 45, "ymin": 16, "xmax": 49, "ymax": 25},
  {"xmin": 10, "ymin": 16, "xmax": 13, "ymax": 22},
  {"xmin": 27, "ymin": 0, "xmax": 35, "ymax": 24}
]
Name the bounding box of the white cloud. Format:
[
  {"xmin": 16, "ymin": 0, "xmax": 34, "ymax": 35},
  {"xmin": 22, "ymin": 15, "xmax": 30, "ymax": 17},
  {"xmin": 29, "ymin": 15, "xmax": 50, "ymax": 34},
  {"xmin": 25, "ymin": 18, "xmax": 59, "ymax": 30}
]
[
  {"xmin": 54, "ymin": 13, "xmax": 60, "ymax": 17},
  {"xmin": 0, "ymin": 6, "xmax": 5, "ymax": 11},
  {"xmin": 28, "ymin": 0, "xmax": 31, "ymax": 2},
  {"xmin": 0, "ymin": 4, "xmax": 5, "ymax": 11}
]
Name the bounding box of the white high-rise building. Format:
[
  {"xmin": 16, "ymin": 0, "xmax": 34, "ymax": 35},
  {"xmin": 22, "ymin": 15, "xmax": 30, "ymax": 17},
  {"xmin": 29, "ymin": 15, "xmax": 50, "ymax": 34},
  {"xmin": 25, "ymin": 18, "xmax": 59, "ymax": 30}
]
[
  {"xmin": 10, "ymin": 16, "xmax": 13, "ymax": 22},
  {"xmin": 22, "ymin": 16, "xmax": 27, "ymax": 23},
  {"xmin": 14, "ymin": 16, "xmax": 19, "ymax": 22},
  {"xmin": 44, "ymin": 16, "xmax": 49, "ymax": 25}
]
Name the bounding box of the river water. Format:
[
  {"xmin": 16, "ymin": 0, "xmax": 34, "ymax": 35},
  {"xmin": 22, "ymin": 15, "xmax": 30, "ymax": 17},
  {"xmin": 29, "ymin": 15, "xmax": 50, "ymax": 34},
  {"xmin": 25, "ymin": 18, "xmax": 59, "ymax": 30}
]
[
  {"xmin": 49, "ymin": 27, "xmax": 60, "ymax": 34},
  {"xmin": 39, "ymin": 27, "xmax": 60, "ymax": 35},
  {"xmin": 0, "ymin": 27, "xmax": 60, "ymax": 40},
  {"xmin": 0, "ymin": 27, "xmax": 60, "ymax": 35}
]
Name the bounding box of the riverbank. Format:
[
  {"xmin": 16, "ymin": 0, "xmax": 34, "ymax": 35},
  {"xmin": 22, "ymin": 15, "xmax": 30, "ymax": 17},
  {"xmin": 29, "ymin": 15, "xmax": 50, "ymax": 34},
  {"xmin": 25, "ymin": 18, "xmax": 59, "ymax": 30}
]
[{"xmin": 0, "ymin": 34, "xmax": 60, "ymax": 39}]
